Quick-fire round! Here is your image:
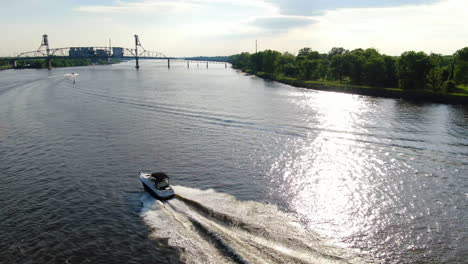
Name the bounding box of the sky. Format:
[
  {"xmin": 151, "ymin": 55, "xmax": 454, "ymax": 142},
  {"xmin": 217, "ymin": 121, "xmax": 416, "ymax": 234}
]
[{"xmin": 1, "ymin": 0, "xmax": 467, "ymax": 57}]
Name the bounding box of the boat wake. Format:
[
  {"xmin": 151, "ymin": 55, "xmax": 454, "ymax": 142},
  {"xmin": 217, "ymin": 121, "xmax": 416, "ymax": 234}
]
[{"xmin": 140, "ymin": 186, "xmax": 366, "ymax": 264}]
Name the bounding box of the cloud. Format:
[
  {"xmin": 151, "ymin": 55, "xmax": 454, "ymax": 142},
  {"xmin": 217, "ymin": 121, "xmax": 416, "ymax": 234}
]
[
  {"xmin": 250, "ymin": 16, "xmax": 317, "ymax": 31},
  {"xmin": 266, "ymin": 0, "xmax": 441, "ymax": 15},
  {"xmin": 75, "ymin": 0, "xmax": 317, "ymax": 37},
  {"xmin": 76, "ymin": 0, "xmax": 441, "ymax": 16},
  {"xmin": 76, "ymin": 0, "xmax": 277, "ymax": 15},
  {"xmin": 75, "ymin": 0, "xmax": 196, "ymax": 13}
]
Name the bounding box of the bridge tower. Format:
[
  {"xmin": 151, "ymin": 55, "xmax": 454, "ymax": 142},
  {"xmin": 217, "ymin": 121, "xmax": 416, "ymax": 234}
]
[
  {"xmin": 41, "ymin": 34, "xmax": 52, "ymax": 70},
  {"xmin": 134, "ymin": 35, "xmax": 140, "ymax": 69}
]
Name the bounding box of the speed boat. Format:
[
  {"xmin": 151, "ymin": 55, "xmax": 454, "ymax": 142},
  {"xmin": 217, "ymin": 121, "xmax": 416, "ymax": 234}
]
[
  {"xmin": 140, "ymin": 171, "xmax": 175, "ymax": 199},
  {"xmin": 64, "ymin": 72, "xmax": 79, "ymax": 77}
]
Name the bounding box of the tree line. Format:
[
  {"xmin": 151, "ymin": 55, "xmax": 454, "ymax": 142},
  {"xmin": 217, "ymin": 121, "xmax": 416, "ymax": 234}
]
[
  {"xmin": 0, "ymin": 59, "xmax": 12, "ymax": 70},
  {"xmin": 229, "ymin": 47, "xmax": 468, "ymax": 92}
]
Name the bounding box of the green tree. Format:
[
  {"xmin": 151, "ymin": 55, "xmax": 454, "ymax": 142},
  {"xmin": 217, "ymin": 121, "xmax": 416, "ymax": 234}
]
[
  {"xmin": 426, "ymin": 53, "xmax": 443, "ymax": 91},
  {"xmin": 283, "ymin": 63, "xmax": 299, "ymax": 77},
  {"xmin": 229, "ymin": 52, "xmax": 250, "ymax": 70},
  {"xmin": 328, "ymin": 47, "xmax": 348, "ymax": 59},
  {"xmin": 330, "ymin": 55, "xmax": 346, "ymax": 82},
  {"xmin": 297, "ymin": 48, "xmax": 312, "ymax": 58},
  {"xmin": 397, "ymin": 51, "xmax": 433, "ymax": 90},
  {"xmin": 315, "ymin": 59, "xmax": 329, "ymax": 81},
  {"xmin": 444, "ymin": 80, "xmax": 457, "ymax": 92},
  {"xmin": 364, "ymin": 54, "xmax": 386, "ymax": 86},
  {"xmin": 344, "ymin": 50, "xmax": 366, "ymax": 85},
  {"xmin": 382, "ymin": 56, "xmax": 398, "ymax": 87},
  {"xmin": 249, "ymin": 52, "xmax": 264, "ymax": 72},
  {"xmin": 276, "ymin": 52, "xmax": 297, "ymax": 77},
  {"xmin": 262, "ymin": 50, "xmax": 281, "ymax": 74},
  {"xmin": 454, "ymin": 47, "xmax": 468, "ymax": 85},
  {"xmin": 296, "ymin": 48, "xmax": 325, "ymax": 80},
  {"xmin": 299, "ymin": 59, "xmax": 318, "ymax": 80}
]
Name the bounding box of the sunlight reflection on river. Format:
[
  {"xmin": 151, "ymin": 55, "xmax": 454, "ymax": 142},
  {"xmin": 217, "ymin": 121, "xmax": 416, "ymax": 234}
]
[{"xmin": 268, "ymin": 92, "xmax": 418, "ymax": 256}]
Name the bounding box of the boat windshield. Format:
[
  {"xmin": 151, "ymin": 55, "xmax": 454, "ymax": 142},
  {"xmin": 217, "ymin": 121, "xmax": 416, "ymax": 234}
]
[{"xmin": 150, "ymin": 172, "xmax": 169, "ymax": 182}]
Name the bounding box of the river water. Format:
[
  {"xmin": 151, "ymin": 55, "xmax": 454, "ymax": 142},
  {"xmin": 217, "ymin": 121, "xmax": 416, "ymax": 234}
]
[{"xmin": 0, "ymin": 61, "xmax": 467, "ymax": 264}]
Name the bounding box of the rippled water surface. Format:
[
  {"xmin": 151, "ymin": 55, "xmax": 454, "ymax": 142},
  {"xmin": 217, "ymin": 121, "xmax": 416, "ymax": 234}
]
[{"xmin": 1, "ymin": 61, "xmax": 467, "ymax": 263}]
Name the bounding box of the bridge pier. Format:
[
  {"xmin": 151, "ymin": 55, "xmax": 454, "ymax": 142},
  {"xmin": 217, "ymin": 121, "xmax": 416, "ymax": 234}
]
[
  {"xmin": 225, "ymin": 62, "xmax": 227, "ymax": 68},
  {"xmin": 187, "ymin": 61, "xmax": 189, "ymax": 68},
  {"xmin": 42, "ymin": 34, "xmax": 52, "ymax": 70},
  {"xmin": 13, "ymin": 60, "xmax": 17, "ymax": 69},
  {"xmin": 135, "ymin": 35, "xmax": 140, "ymax": 69},
  {"xmin": 206, "ymin": 61, "xmax": 208, "ymax": 69},
  {"xmin": 168, "ymin": 59, "xmax": 170, "ymax": 69}
]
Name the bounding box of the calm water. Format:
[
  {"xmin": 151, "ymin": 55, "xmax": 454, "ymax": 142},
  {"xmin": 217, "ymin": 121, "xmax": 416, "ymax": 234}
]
[{"xmin": 0, "ymin": 61, "xmax": 467, "ymax": 264}]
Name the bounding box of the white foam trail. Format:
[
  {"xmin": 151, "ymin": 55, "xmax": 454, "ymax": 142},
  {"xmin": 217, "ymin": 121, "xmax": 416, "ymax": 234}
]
[
  {"xmin": 141, "ymin": 186, "xmax": 367, "ymax": 264},
  {"xmin": 47, "ymin": 73, "xmax": 79, "ymax": 79},
  {"xmin": 141, "ymin": 193, "xmax": 232, "ymax": 264},
  {"xmin": 63, "ymin": 73, "xmax": 79, "ymax": 78}
]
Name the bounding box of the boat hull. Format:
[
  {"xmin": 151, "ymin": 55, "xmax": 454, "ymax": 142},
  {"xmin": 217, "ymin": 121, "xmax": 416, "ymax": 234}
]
[{"xmin": 140, "ymin": 173, "xmax": 175, "ymax": 199}]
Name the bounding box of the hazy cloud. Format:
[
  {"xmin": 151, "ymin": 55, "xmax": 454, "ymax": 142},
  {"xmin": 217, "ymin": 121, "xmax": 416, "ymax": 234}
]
[
  {"xmin": 76, "ymin": 0, "xmax": 196, "ymax": 13},
  {"xmin": 267, "ymin": 0, "xmax": 441, "ymax": 15},
  {"xmin": 76, "ymin": 0, "xmax": 277, "ymax": 14},
  {"xmin": 249, "ymin": 16, "xmax": 317, "ymax": 32}
]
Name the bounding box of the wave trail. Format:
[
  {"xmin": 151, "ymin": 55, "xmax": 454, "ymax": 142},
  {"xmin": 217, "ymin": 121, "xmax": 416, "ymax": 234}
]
[
  {"xmin": 141, "ymin": 186, "xmax": 367, "ymax": 264},
  {"xmin": 174, "ymin": 194, "xmax": 266, "ymax": 235},
  {"xmin": 185, "ymin": 216, "xmax": 250, "ymax": 264}
]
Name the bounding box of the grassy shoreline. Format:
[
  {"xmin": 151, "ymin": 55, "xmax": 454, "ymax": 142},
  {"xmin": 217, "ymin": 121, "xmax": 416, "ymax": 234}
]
[
  {"xmin": 0, "ymin": 65, "xmax": 12, "ymax": 71},
  {"xmin": 246, "ymin": 70, "xmax": 468, "ymax": 105}
]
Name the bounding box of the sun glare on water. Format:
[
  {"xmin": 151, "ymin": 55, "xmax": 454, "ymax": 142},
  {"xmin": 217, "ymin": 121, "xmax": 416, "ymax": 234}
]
[{"xmin": 269, "ymin": 92, "xmax": 385, "ymax": 243}]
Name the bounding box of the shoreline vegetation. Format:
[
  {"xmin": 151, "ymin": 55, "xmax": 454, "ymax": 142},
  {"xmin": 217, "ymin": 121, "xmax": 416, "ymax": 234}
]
[
  {"xmin": 0, "ymin": 64, "xmax": 12, "ymax": 70},
  {"xmin": 229, "ymin": 47, "xmax": 468, "ymax": 105},
  {"xmin": 0, "ymin": 58, "xmax": 122, "ymax": 71}
]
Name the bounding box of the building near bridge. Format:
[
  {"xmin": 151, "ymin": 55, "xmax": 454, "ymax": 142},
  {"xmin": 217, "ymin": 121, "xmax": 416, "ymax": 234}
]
[
  {"xmin": 112, "ymin": 47, "xmax": 124, "ymax": 58},
  {"xmin": 69, "ymin": 47, "xmax": 96, "ymax": 58},
  {"xmin": 95, "ymin": 49, "xmax": 109, "ymax": 57},
  {"xmin": 69, "ymin": 47, "xmax": 112, "ymax": 58}
]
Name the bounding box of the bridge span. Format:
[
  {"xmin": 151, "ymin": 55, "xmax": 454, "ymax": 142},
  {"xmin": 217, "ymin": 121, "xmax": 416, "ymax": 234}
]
[{"xmin": 1, "ymin": 34, "xmax": 229, "ymax": 70}]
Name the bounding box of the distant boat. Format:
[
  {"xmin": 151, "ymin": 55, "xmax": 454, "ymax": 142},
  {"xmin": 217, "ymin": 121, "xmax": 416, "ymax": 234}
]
[
  {"xmin": 64, "ymin": 72, "xmax": 79, "ymax": 78},
  {"xmin": 64, "ymin": 72, "xmax": 79, "ymax": 83}
]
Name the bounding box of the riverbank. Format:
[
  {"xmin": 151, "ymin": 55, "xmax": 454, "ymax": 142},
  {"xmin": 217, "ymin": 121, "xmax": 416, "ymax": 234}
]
[
  {"xmin": 248, "ymin": 71, "xmax": 468, "ymax": 105},
  {"xmin": 0, "ymin": 65, "xmax": 12, "ymax": 71}
]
